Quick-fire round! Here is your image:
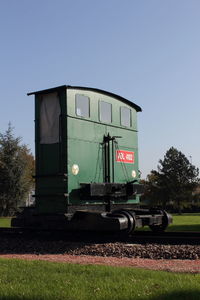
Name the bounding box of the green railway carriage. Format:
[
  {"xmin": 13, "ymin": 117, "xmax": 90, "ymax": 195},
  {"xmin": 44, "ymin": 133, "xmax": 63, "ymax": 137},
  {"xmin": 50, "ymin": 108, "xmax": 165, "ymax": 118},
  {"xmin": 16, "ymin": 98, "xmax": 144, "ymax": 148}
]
[{"xmin": 12, "ymin": 86, "xmax": 172, "ymax": 233}]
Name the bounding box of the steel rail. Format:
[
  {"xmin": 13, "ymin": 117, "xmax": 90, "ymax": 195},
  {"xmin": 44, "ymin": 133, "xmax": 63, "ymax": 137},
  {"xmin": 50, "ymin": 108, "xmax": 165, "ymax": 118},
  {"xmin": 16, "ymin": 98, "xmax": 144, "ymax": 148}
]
[{"xmin": 0, "ymin": 227, "xmax": 199, "ymax": 244}]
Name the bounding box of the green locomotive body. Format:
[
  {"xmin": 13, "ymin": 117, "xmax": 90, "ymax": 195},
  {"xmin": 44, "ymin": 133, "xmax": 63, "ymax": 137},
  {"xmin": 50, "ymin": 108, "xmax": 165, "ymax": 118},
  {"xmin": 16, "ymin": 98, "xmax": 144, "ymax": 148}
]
[{"xmin": 12, "ymin": 86, "xmax": 172, "ymax": 233}]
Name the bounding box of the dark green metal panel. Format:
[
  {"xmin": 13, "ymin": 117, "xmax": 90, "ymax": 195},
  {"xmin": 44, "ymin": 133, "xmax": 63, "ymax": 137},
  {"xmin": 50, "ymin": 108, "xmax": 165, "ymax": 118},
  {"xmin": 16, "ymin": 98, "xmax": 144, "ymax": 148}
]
[
  {"xmin": 67, "ymin": 88, "xmax": 140, "ymax": 205},
  {"xmin": 67, "ymin": 119, "xmax": 104, "ymax": 204}
]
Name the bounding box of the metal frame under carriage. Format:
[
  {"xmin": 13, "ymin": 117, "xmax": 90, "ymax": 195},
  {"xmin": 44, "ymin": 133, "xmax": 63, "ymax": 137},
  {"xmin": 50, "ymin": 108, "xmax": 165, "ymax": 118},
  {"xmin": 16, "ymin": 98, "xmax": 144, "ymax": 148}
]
[{"xmin": 12, "ymin": 206, "xmax": 172, "ymax": 234}]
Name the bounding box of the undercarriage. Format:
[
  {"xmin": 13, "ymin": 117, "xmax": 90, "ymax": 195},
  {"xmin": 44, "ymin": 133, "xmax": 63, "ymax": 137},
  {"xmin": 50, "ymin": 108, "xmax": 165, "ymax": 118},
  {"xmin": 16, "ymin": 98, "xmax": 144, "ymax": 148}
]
[{"xmin": 11, "ymin": 207, "xmax": 172, "ymax": 234}]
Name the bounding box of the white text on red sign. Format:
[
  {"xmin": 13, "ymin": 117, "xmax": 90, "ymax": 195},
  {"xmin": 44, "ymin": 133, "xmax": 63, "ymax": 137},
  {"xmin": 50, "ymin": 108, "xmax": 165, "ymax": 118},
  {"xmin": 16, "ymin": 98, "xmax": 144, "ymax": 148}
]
[{"xmin": 116, "ymin": 150, "xmax": 134, "ymax": 164}]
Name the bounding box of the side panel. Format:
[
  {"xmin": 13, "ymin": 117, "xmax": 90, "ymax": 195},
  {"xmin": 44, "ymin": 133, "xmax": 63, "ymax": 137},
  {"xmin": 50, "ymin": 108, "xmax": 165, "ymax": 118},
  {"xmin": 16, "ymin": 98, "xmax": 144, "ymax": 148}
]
[{"xmin": 35, "ymin": 88, "xmax": 68, "ymax": 213}]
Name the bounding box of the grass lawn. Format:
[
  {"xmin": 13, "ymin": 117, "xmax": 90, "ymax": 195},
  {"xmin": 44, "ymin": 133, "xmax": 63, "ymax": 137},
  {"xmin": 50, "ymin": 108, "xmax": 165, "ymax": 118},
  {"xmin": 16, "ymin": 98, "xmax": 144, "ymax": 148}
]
[
  {"xmin": 0, "ymin": 258, "xmax": 199, "ymax": 300},
  {"xmin": 167, "ymin": 213, "xmax": 200, "ymax": 232},
  {"xmin": 0, "ymin": 217, "xmax": 11, "ymax": 228}
]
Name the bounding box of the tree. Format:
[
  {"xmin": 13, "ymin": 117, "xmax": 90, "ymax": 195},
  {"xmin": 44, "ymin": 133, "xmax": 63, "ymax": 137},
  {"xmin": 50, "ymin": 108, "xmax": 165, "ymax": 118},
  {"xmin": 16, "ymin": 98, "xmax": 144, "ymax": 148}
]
[
  {"xmin": 0, "ymin": 124, "xmax": 35, "ymax": 216},
  {"xmin": 142, "ymin": 147, "xmax": 199, "ymax": 212},
  {"xmin": 141, "ymin": 171, "xmax": 169, "ymax": 208}
]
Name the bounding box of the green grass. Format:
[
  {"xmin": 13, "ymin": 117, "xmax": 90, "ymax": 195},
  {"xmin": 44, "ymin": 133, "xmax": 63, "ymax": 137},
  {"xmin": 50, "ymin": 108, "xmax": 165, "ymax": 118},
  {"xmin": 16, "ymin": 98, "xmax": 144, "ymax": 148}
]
[
  {"xmin": 0, "ymin": 217, "xmax": 11, "ymax": 228},
  {"xmin": 0, "ymin": 258, "xmax": 199, "ymax": 300},
  {"xmin": 167, "ymin": 213, "xmax": 200, "ymax": 232}
]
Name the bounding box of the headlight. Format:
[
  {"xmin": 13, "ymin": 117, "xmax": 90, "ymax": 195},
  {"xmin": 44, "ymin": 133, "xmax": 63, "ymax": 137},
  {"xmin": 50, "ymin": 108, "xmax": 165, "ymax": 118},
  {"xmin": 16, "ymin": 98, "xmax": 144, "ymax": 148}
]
[
  {"xmin": 131, "ymin": 170, "xmax": 136, "ymax": 178},
  {"xmin": 72, "ymin": 164, "xmax": 79, "ymax": 175}
]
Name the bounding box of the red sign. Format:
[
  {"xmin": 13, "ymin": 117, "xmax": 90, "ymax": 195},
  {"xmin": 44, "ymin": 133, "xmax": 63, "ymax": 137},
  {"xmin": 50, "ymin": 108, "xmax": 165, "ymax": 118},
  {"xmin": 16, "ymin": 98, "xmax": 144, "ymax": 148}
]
[{"xmin": 116, "ymin": 150, "xmax": 134, "ymax": 164}]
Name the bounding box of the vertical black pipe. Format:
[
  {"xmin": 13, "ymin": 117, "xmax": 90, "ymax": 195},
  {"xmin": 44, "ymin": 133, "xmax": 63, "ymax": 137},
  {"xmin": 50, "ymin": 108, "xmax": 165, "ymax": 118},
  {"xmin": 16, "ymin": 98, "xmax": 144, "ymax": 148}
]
[
  {"xmin": 104, "ymin": 136, "xmax": 107, "ymax": 182},
  {"xmin": 104, "ymin": 134, "xmax": 111, "ymax": 183},
  {"xmin": 103, "ymin": 134, "xmax": 111, "ymax": 212},
  {"xmin": 112, "ymin": 139, "xmax": 115, "ymax": 183},
  {"xmin": 107, "ymin": 137, "xmax": 110, "ymax": 183},
  {"xmin": 59, "ymin": 114, "xmax": 62, "ymax": 173}
]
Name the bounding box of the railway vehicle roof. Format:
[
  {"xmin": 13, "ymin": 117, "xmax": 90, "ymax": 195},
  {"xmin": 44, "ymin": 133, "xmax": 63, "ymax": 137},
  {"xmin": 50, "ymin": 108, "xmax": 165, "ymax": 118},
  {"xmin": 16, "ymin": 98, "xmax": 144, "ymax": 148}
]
[{"xmin": 27, "ymin": 85, "xmax": 142, "ymax": 112}]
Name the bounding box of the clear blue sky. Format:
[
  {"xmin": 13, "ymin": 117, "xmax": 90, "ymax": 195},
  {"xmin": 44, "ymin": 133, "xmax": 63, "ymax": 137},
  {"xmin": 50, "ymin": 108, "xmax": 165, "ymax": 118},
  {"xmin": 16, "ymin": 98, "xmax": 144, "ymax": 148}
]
[{"xmin": 0, "ymin": 0, "xmax": 200, "ymax": 178}]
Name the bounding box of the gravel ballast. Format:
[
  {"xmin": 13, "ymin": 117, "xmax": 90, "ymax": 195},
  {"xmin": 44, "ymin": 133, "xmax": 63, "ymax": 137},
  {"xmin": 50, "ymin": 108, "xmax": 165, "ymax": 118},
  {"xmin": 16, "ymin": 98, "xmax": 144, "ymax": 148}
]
[{"xmin": 0, "ymin": 236, "xmax": 199, "ymax": 260}]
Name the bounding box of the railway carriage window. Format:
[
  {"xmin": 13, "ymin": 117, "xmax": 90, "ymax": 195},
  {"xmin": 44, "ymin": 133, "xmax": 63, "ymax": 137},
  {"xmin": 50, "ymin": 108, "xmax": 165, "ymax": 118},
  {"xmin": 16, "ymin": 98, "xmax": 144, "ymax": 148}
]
[
  {"xmin": 120, "ymin": 107, "xmax": 131, "ymax": 127},
  {"xmin": 100, "ymin": 101, "xmax": 112, "ymax": 123},
  {"xmin": 40, "ymin": 92, "xmax": 61, "ymax": 144},
  {"xmin": 75, "ymin": 94, "xmax": 90, "ymax": 118}
]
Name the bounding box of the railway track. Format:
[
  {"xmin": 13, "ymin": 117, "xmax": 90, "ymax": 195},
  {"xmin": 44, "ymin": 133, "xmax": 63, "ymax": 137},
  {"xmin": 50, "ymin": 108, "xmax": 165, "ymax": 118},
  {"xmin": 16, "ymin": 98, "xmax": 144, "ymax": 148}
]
[
  {"xmin": 0, "ymin": 227, "xmax": 199, "ymax": 259},
  {"xmin": 0, "ymin": 227, "xmax": 199, "ymax": 245}
]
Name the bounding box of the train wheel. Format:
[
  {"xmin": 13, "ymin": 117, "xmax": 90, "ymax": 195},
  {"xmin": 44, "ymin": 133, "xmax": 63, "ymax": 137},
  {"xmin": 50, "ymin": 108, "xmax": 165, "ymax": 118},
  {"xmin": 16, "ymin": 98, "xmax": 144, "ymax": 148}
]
[
  {"xmin": 149, "ymin": 224, "xmax": 167, "ymax": 233},
  {"xmin": 113, "ymin": 210, "xmax": 136, "ymax": 235},
  {"xmin": 149, "ymin": 210, "xmax": 172, "ymax": 232}
]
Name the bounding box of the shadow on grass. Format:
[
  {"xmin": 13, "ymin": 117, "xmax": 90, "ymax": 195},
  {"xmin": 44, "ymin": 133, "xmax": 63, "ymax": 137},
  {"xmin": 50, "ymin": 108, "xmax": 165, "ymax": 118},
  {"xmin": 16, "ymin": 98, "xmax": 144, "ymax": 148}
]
[
  {"xmin": 148, "ymin": 290, "xmax": 200, "ymax": 300},
  {"xmin": 0, "ymin": 290, "xmax": 200, "ymax": 300},
  {"xmin": 167, "ymin": 224, "xmax": 200, "ymax": 232},
  {"xmin": 0, "ymin": 298, "xmax": 44, "ymax": 300}
]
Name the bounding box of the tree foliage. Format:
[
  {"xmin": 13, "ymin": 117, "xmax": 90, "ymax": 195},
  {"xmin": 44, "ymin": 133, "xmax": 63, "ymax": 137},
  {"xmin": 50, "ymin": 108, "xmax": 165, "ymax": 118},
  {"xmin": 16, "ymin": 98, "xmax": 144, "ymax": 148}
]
[
  {"xmin": 0, "ymin": 124, "xmax": 35, "ymax": 216},
  {"xmin": 142, "ymin": 147, "xmax": 199, "ymax": 212}
]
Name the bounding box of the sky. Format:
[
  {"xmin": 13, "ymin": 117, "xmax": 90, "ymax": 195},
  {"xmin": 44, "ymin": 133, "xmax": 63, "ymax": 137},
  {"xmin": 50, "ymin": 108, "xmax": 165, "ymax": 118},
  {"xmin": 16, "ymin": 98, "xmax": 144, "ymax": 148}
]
[{"xmin": 0, "ymin": 0, "xmax": 200, "ymax": 178}]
